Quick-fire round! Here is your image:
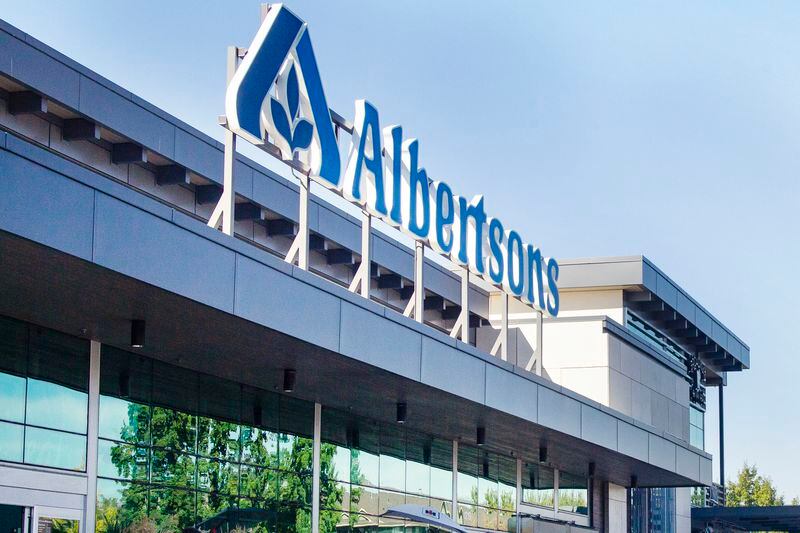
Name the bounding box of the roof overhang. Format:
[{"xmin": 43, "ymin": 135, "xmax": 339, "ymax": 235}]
[{"xmin": 558, "ymin": 256, "xmax": 749, "ymax": 373}]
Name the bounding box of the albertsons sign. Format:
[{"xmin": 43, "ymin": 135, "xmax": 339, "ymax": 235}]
[{"xmin": 225, "ymin": 4, "xmax": 560, "ymax": 316}]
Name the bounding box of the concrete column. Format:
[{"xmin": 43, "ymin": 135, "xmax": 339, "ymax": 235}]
[
  {"xmin": 84, "ymin": 341, "xmax": 101, "ymax": 533},
  {"xmin": 607, "ymin": 482, "xmax": 628, "ymax": 533},
  {"xmin": 312, "ymin": 402, "xmax": 322, "ymax": 533}
]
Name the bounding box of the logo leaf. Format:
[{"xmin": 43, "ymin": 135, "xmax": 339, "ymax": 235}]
[
  {"xmin": 287, "ymin": 65, "xmax": 300, "ymax": 121},
  {"xmin": 270, "ymin": 96, "xmax": 291, "ymax": 146},
  {"xmin": 291, "ymin": 119, "xmax": 314, "ymax": 152}
]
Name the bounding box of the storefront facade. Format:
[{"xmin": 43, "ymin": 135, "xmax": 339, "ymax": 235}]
[{"xmin": 0, "ymin": 10, "xmax": 748, "ymax": 533}]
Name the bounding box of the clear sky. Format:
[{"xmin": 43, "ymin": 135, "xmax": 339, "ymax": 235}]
[{"xmin": 2, "ymin": 0, "xmax": 798, "ymax": 498}]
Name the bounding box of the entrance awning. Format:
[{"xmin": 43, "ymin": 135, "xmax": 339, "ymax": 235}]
[{"xmin": 381, "ymin": 504, "xmax": 468, "ymax": 532}]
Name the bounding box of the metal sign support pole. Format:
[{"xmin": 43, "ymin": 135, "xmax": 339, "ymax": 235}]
[
  {"xmin": 208, "ymin": 45, "xmax": 239, "ymax": 236},
  {"xmin": 413, "ymin": 241, "xmax": 425, "ymax": 322},
  {"xmin": 450, "ymin": 268, "xmax": 469, "ymax": 342},
  {"xmin": 348, "ymin": 211, "xmax": 372, "ymax": 297},
  {"xmin": 284, "ymin": 170, "xmax": 310, "ymax": 270},
  {"xmin": 535, "ymin": 310, "xmax": 543, "ymax": 375},
  {"xmin": 491, "ymin": 292, "xmax": 509, "ymax": 360}
]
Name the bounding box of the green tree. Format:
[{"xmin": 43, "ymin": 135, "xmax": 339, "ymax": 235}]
[
  {"xmin": 726, "ymin": 463, "xmax": 785, "ymax": 507},
  {"xmin": 791, "ymin": 496, "xmax": 800, "ymax": 506}
]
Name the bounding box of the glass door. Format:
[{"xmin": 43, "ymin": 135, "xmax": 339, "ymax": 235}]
[{"xmin": 32, "ymin": 507, "xmax": 81, "ymax": 533}]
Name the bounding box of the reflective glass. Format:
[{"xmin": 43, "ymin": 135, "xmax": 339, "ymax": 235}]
[
  {"xmin": 98, "ymin": 439, "xmax": 148, "ymax": 481},
  {"xmin": 458, "ymin": 503, "xmax": 477, "ymax": 527},
  {"xmin": 558, "ymin": 470, "xmax": 588, "ymax": 515},
  {"xmin": 321, "ymin": 480, "xmax": 349, "ymax": 512},
  {"xmin": 150, "ymin": 449, "xmax": 196, "ymax": 488},
  {"xmin": 240, "ymin": 464, "xmax": 278, "ymax": 501},
  {"xmin": 406, "ymin": 459, "xmax": 430, "ymax": 495},
  {"xmin": 431, "ymin": 466, "xmax": 453, "ymax": 500},
  {"xmin": 241, "ymin": 425, "xmax": 279, "ymax": 468},
  {"xmin": 379, "ymin": 453, "xmax": 405, "ymax": 492},
  {"xmin": 150, "ymin": 406, "xmax": 195, "ymax": 453},
  {"xmin": 457, "ymin": 471, "xmax": 478, "ymax": 504},
  {"xmin": 25, "ymin": 427, "xmax": 86, "ymax": 470},
  {"xmin": 196, "ymin": 492, "xmax": 239, "ymax": 525},
  {"xmin": 478, "ymin": 506, "xmax": 498, "ymax": 530},
  {"xmin": 279, "ymin": 472, "xmax": 313, "ymax": 506},
  {"xmin": 0, "ymin": 372, "xmax": 25, "ymax": 423},
  {"xmin": 0, "ymin": 421, "xmax": 23, "ymax": 462},
  {"xmin": 197, "ymin": 457, "xmax": 239, "ymax": 494},
  {"xmin": 328, "ymin": 445, "xmax": 350, "ymax": 483},
  {"xmin": 523, "ymin": 462, "xmax": 555, "ymax": 508},
  {"xmin": 351, "ymin": 449, "xmax": 379, "ymax": 487},
  {"xmin": 148, "ymin": 487, "xmax": 196, "ymax": 530},
  {"xmin": 279, "ymin": 433, "xmax": 314, "ymax": 474},
  {"xmin": 197, "ymin": 417, "xmax": 240, "ymax": 461},
  {"xmin": 98, "ymin": 396, "xmax": 149, "ymax": 444},
  {"xmin": 350, "ymin": 484, "xmax": 378, "ymax": 516},
  {"xmin": 96, "ymin": 478, "xmax": 148, "ymax": 532},
  {"xmin": 26, "ymin": 379, "xmax": 87, "ymax": 433},
  {"xmin": 378, "ymin": 489, "xmax": 405, "ymax": 515}
]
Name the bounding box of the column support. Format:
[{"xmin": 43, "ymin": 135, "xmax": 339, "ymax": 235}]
[
  {"xmin": 404, "ymin": 241, "xmax": 426, "ymax": 321},
  {"xmin": 348, "ymin": 211, "xmax": 372, "ymax": 297},
  {"xmin": 491, "ymin": 292, "xmax": 509, "ymax": 360},
  {"xmin": 452, "ymin": 440, "xmax": 459, "ymax": 520},
  {"xmin": 535, "ymin": 310, "xmax": 543, "ymax": 375},
  {"xmin": 312, "ymin": 402, "xmax": 322, "ymax": 533},
  {"xmin": 719, "ymin": 381, "xmax": 725, "ymax": 487},
  {"xmin": 85, "ymin": 341, "xmax": 101, "ymax": 533},
  {"xmin": 450, "ymin": 268, "xmax": 469, "ymax": 342},
  {"xmin": 208, "ymin": 46, "xmax": 239, "ymax": 236},
  {"xmin": 285, "ymin": 171, "xmax": 310, "ymax": 269}
]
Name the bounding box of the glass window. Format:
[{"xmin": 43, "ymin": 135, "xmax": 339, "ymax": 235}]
[
  {"xmin": 0, "ymin": 421, "xmax": 24, "ymax": 462},
  {"xmin": 523, "ymin": 462, "xmax": 555, "ymax": 508},
  {"xmin": 0, "ymin": 317, "xmax": 90, "ymax": 472},
  {"xmin": 558, "ymin": 470, "xmax": 588, "ymax": 515},
  {"xmin": 97, "ymin": 345, "xmax": 326, "ymax": 532},
  {"xmin": 25, "ymin": 427, "xmax": 86, "ymax": 471},
  {"xmin": 25, "ymin": 379, "xmax": 88, "ymax": 433},
  {"xmin": 98, "ymin": 439, "xmax": 148, "ymax": 481},
  {"xmin": 98, "ymin": 396, "xmax": 150, "ymax": 444},
  {"xmin": 0, "ymin": 372, "xmax": 25, "ymax": 423},
  {"xmin": 690, "ymin": 406, "xmax": 705, "ymax": 449}
]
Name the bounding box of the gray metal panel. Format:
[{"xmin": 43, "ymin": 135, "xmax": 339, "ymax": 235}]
[
  {"xmin": 339, "ymin": 301, "xmax": 422, "ymax": 380},
  {"xmin": 253, "ymin": 170, "xmax": 300, "ymax": 222},
  {"xmin": 648, "ymin": 434, "xmax": 677, "ymax": 471},
  {"xmin": 233, "ymin": 158, "xmax": 255, "ymax": 198},
  {"xmin": 421, "ymin": 336, "xmax": 485, "ymax": 404},
  {"xmin": 676, "ymin": 446, "xmax": 700, "ymax": 481},
  {"xmin": 617, "ymin": 423, "xmax": 649, "ymax": 463},
  {"xmin": 373, "ymin": 236, "xmax": 413, "ymax": 279},
  {"xmin": 0, "ymin": 28, "xmax": 80, "ymax": 109},
  {"xmin": 656, "ymin": 274, "xmax": 678, "ymax": 309},
  {"xmin": 699, "ymin": 456, "xmax": 713, "ymax": 486},
  {"xmin": 558, "ymin": 257, "xmax": 644, "ymax": 289},
  {"xmin": 79, "ymin": 76, "xmax": 176, "ymax": 158},
  {"xmin": 234, "ymin": 255, "xmax": 341, "ymax": 352},
  {"xmin": 317, "ymin": 204, "xmax": 360, "ymax": 252},
  {"xmin": 0, "ymin": 150, "xmax": 94, "ymax": 260},
  {"xmin": 581, "ymin": 405, "xmax": 618, "ymax": 450},
  {"xmin": 93, "ymin": 193, "xmax": 235, "ymax": 312},
  {"xmin": 538, "ymin": 386, "xmax": 581, "ymax": 438},
  {"xmin": 642, "ymin": 261, "xmax": 658, "ymax": 289},
  {"xmin": 485, "ymin": 364, "xmax": 538, "ymax": 424},
  {"xmin": 174, "ymin": 127, "xmax": 223, "ymax": 183},
  {"xmin": 675, "ymin": 291, "xmax": 695, "ymax": 323}
]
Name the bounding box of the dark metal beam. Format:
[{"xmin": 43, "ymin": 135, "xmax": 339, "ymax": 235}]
[
  {"xmin": 442, "ymin": 305, "xmax": 461, "ymax": 320},
  {"xmin": 112, "ymin": 143, "xmax": 147, "ymax": 165},
  {"xmin": 377, "ymin": 273, "xmax": 403, "ymax": 290},
  {"xmin": 62, "ymin": 118, "xmax": 100, "ymax": 142},
  {"xmin": 156, "ymin": 165, "xmax": 189, "ymax": 185},
  {"xmin": 309, "ymin": 234, "xmax": 326, "ymax": 251},
  {"xmin": 265, "ymin": 218, "xmax": 295, "ymax": 236},
  {"xmin": 327, "ymin": 248, "xmax": 353, "ymax": 265},
  {"xmin": 398, "ymin": 286, "xmax": 415, "ymax": 300},
  {"xmin": 8, "ymin": 91, "xmax": 47, "ymax": 116},
  {"xmin": 195, "ymin": 184, "xmax": 222, "ymax": 205},
  {"xmin": 235, "ymin": 203, "xmax": 264, "ymax": 221},
  {"xmin": 424, "ymin": 295, "xmax": 445, "ymax": 311}
]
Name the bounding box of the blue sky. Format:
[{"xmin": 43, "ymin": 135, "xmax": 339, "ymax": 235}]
[{"xmin": 2, "ymin": 1, "xmax": 798, "ymax": 497}]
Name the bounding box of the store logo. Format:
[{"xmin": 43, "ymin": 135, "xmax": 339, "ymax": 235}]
[
  {"xmin": 225, "ymin": 4, "xmax": 560, "ymax": 316},
  {"xmin": 225, "ymin": 4, "xmax": 340, "ymax": 187}
]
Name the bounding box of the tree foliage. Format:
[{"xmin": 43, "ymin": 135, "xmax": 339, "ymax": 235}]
[{"xmin": 726, "ymin": 463, "xmax": 784, "ymax": 507}]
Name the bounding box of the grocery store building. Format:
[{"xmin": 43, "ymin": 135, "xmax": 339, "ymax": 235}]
[{"xmin": 0, "ymin": 9, "xmax": 749, "ymax": 533}]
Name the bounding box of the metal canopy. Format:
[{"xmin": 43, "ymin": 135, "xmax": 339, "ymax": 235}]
[
  {"xmin": 692, "ymin": 505, "xmax": 800, "ymax": 532},
  {"xmin": 381, "ymin": 504, "xmax": 467, "ymax": 533}
]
